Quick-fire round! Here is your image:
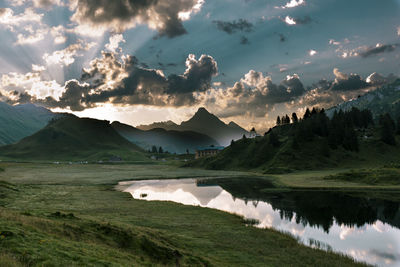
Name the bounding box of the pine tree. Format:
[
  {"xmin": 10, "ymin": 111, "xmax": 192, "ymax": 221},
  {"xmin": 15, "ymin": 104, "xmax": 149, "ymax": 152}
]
[
  {"xmin": 276, "ymin": 116, "xmax": 281, "ymax": 126},
  {"xmin": 285, "ymin": 114, "xmax": 290, "ymax": 124},
  {"xmin": 303, "ymin": 108, "xmax": 311, "ymax": 119},
  {"xmin": 342, "ymin": 126, "xmax": 359, "ymax": 151},
  {"xmin": 380, "ymin": 114, "xmax": 396, "ymax": 145},
  {"xmin": 151, "ymin": 146, "xmax": 157, "ymax": 153},
  {"xmin": 397, "ymin": 116, "xmax": 400, "ymax": 135},
  {"xmin": 291, "ymin": 112, "xmax": 298, "ymax": 123},
  {"xmin": 158, "ymin": 146, "xmax": 164, "ymax": 153}
]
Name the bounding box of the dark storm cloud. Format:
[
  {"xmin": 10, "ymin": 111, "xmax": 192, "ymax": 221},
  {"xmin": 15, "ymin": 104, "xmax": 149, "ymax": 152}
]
[
  {"xmin": 330, "ymin": 68, "xmax": 369, "ymax": 91},
  {"xmin": 359, "ymin": 43, "xmax": 400, "ymax": 58},
  {"xmin": 38, "ymin": 52, "xmax": 218, "ymax": 111},
  {"xmin": 70, "ymin": 0, "xmax": 203, "ymax": 38},
  {"xmin": 213, "ymin": 19, "xmax": 254, "ymax": 34}
]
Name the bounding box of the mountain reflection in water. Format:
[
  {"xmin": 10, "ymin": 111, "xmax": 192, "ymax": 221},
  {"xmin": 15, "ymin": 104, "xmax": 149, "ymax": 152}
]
[{"xmin": 118, "ymin": 178, "xmax": 400, "ymax": 267}]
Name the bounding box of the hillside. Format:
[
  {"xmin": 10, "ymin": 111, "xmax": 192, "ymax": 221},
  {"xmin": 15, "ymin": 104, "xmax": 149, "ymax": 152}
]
[
  {"xmin": 0, "ymin": 102, "xmax": 57, "ymax": 145},
  {"xmin": 189, "ymin": 108, "xmax": 400, "ymax": 173},
  {"xmin": 0, "ymin": 117, "xmax": 147, "ymax": 161},
  {"xmin": 137, "ymin": 107, "xmax": 249, "ymax": 146},
  {"xmin": 112, "ymin": 121, "xmax": 218, "ymax": 154}
]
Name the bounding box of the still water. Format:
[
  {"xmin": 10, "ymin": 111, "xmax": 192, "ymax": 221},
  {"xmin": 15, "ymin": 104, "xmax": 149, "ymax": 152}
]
[{"xmin": 117, "ymin": 178, "xmax": 400, "ymax": 266}]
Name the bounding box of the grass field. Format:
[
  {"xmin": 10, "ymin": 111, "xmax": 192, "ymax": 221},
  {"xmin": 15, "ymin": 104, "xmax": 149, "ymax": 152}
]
[{"xmin": 0, "ymin": 162, "xmax": 366, "ymax": 266}]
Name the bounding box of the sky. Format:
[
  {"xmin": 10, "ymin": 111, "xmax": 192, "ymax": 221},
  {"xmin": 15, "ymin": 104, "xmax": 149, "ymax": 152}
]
[{"xmin": 0, "ymin": 0, "xmax": 399, "ymax": 131}]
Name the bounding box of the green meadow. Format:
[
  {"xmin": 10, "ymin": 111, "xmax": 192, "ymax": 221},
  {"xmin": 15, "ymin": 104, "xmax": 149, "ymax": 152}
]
[{"xmin": 0, "ymin": 162, "xmax": 367, "ymax": 266}]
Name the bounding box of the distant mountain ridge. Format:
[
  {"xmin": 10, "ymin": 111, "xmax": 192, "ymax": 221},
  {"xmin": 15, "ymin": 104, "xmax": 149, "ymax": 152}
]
[
  {"xmin": 326, "ymin": 79, "xmax": 400, "ymax": 118},
  {"xmin": 0, "ymin": 116, "xmax": 146, "ymax": 161},
  {"xmin": 137, "ymin": 107, "xmax": 249, "ymax": 146},
  {"xmin": 0, "ymin": 102, "xmax": 57, "ymax": 145},
  {"xmin": 112, "ymin": 121, "xmax": 219, "ymax": 154}
]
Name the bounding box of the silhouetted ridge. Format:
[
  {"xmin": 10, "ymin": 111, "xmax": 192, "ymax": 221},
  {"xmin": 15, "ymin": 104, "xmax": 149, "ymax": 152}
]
[{"xmin": 0, "ymin": 116, "xmax": 146, "ymax": 161}]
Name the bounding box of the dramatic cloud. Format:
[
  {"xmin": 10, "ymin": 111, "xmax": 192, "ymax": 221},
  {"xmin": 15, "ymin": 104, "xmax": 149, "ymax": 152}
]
[
  {"xmin": 0, "ymin": 67, "xmax": 64, "ymax": 102},
  {"xmin": 200, "ymin": 70, "xmax": 305, "ymax": 118},
  {"xmin": 359, "ymin": 43, "xmax": 400, "ymax": 58},
  {"xmin": 330, "ymin": 68, "xmax": 369, "ymax": 91},
  {"xmin": 69, "ymin": 0, "xmax": 204, "ymax": 38},
  {"xmin": 35, "ymin": 52, "xmax": 218, "ymax": 110},
  {"xmin": 213, "ymin": 19, "xmax": 253, "ymax": 34},
  {"xmin": 43, "ymin": 41, "xmax": 96, "ymax": 66}
]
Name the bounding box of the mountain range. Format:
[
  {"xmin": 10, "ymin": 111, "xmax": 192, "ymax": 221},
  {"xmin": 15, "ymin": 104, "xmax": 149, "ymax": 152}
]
[
  {"xmin": 137, "ymin": 107, "xmax": 249, "ymax": 146},
  {"xmin": 326, "ymin": 79, "xmax": 400, "ymax": 118},
  {"xmin": 0, "ymin": 102, "xmax": 250, "ymax": 156},
  {"xmin": 111, "ymin": 121, "xmax": 218, "ymax": 154}
]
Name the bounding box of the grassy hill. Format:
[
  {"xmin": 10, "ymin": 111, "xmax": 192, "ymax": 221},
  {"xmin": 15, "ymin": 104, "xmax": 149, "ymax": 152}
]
[
  {"xmin": 0, "ymin": 117, "xmax": 147, "ymax": 161},
  {"xmin": 112, "ymin": 121, "xmax": 219, "ymax": 154},
  {"xmin": 0, "ymin": 102, "xmax": 57, "ymax": 145},
  {"xmin": 189, "ymin": 108, "xmax": 400, "ymax": 173}
]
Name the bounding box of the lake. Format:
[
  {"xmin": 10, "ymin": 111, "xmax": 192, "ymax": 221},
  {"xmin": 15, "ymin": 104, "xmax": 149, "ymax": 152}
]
[{"xmin": 117, "ymin": 178, "xmax": 400, "ymax": 266}]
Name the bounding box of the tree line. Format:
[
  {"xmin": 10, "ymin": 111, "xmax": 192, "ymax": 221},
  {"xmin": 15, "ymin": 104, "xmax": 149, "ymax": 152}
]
[{"xmin": 269, "ymin": 106, "xmax": 399, "ymax": 152}]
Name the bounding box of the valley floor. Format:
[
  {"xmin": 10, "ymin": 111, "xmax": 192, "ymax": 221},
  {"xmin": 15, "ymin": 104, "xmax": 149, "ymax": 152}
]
[{"xmin": 0, "ymin": 162, "xmax": 373, "ymax": 266}]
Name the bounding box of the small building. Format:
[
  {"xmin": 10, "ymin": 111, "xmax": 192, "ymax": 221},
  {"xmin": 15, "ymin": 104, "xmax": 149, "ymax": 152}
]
[
  {"xmin": 249, "ymin": 127, "xmax": 261, "ymax": 138},
  {"xmin": 195, "ymin": 145, "xmax": 224, "ymax": 159}
]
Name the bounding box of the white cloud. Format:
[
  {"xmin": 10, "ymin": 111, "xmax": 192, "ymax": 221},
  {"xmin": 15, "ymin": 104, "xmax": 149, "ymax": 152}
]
[
  {"xmin": 309, "ymin": 49, "xmax": 317, "ymax": 56},
  {"xmin": 32, "ymin": 64, "xmax": 46, "ymax": 72},
  {"xmin": 397, "ymin": 26, "xmax": 400, "ymax": 36},
  {"xmin": 329, "ymin": 39, "xmax": 341, "ymax": 46},
  {"xmin": 1, "ymin": 70, "xmax": 65, "ymax": 101},
  {"xmin": 7, "ymin": 0, "xmax": 27, "ymax": 6},
  {"xmin": 50, "ymin": 25, "xmax": 67, "ymax": 44},
  {"xmin": 16, "ymin": 28, "xmax": 48, "ymax": 45},
  {"xmin": 0, "ymin": 8, "xmax": 43, "ymax": 26},
  {"xmin": 43, "ymin": 41, "xmax": 96, "ymax": 66},
  {"xmin": 281, "ymin": 0, "xmax": 305, "ymax": 9},
  {"xmin": 178, "ymin": 0, "xmax": 204, "ymax": 20},
  {"xmin": 284, "ymin": 16, "xmax": 296, "ymax": 25},
  {"xmin": 105, "ymin": 34, "xmax": 125, "ymax": 53}
]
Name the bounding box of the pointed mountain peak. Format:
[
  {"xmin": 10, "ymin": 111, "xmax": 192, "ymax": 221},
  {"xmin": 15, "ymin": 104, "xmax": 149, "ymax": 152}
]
[
  {"xmin": 195, "ymin": 107, "xmax": 211, "ymax": 115},
  {"xmin": 228, "ymin": 121, "xmax": 248, "ymax": 132},
  {"xmin": 189, "ymin": 107, "xmax": 220, "ymax": 122}
]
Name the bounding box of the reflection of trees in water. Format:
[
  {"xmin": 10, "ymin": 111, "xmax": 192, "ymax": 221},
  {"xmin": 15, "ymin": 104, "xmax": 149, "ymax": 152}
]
[
  {"xmin": 269, "ymin": 192, "xmax": 380, "ymax": 232},
  {"xmin": 207, "ymin": 178, "xmax": 400, "ymax": 232}
]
